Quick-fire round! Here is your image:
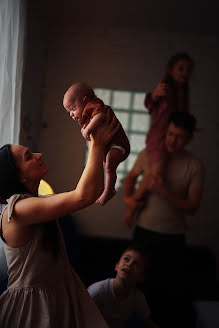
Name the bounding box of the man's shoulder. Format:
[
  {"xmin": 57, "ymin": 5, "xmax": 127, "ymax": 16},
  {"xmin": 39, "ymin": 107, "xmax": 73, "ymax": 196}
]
[{"xmin": 181, "ymin": 150, "xmax": 204, "ymax": 169}]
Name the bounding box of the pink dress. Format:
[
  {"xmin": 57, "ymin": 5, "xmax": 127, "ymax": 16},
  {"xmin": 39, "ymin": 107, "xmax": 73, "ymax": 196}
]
[
  {"xmin": 0, "ymin": 194, "xmax": 108, "ymax": 328},
  {"xmin": 145, "ymin": 93, "xmax": 170, "ymax": 165}
]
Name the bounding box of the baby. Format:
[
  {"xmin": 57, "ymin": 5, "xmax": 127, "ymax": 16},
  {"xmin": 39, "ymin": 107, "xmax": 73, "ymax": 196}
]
[{"xmin": 63, "ymin": 82, "xmax": 130, "ymax": 205}]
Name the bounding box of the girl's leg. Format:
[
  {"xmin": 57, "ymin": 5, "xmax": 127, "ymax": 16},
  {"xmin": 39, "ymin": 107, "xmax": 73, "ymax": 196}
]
[
  {"xmin": 135, "ymin": 159, "xmax": 165, "ymax": 201},
  {"xmin": 96, "ymin": 148, "xmax": 124, "ymax": 206}
]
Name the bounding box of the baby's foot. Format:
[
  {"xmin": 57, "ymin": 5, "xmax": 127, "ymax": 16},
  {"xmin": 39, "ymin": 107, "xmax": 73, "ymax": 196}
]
[{"xmin": 96, "ymin": 189, "xmax": 116, "ymax": 206}]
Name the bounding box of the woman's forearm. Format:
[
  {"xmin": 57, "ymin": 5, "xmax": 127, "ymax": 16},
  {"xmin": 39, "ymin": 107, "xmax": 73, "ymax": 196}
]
[{"xmin": 75, "ymin": 141, "xmax": 104, "ymax": 204}]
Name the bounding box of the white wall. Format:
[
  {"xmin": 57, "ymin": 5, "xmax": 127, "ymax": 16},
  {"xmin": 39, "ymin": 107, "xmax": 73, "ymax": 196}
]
[{"xmin": 26, "ymin": 23, "xmax": 219, "ymax": 272}]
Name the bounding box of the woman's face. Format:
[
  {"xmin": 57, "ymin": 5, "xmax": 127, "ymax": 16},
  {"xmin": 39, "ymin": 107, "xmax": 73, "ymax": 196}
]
[{"xmin": 11, "ymin": 145, "xmax": 49, "ymax": 185}]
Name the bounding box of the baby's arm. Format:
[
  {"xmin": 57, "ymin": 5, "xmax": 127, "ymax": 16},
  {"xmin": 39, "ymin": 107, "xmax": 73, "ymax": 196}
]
[{"xmin": 81, "ymin": 112, "xmax": 106, "ymax": 141}]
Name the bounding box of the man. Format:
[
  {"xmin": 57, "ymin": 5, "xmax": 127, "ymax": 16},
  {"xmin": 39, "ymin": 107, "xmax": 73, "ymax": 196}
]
[{"xmin": 123, "ymin": 111, "xmax": 204, "ymax": 328}]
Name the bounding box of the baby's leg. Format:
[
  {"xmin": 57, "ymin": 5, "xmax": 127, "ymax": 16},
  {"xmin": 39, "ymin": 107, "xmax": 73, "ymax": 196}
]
[{"xmin": 96, "ymin": 148, "xmax": 124, "ymax": 206}]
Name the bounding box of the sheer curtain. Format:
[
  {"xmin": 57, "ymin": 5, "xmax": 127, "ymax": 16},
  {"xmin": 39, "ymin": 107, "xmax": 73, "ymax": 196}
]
[{"xmin": 0, "ymin": 0, "xmax": 26, "ymax": 147}]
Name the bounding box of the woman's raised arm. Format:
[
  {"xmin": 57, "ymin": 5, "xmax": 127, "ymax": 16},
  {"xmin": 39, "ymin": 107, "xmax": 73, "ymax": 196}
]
[{"xmin": 12, "ymin": 111, "xmax": 120, "ymax": 226}]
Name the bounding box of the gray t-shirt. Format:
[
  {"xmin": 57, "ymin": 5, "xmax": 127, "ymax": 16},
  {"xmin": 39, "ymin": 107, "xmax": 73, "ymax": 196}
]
[
  {"xmin": 87, "ymin": 278, "xmax": 150, "ymax": 328},
  {"xmin": 133, "ymin": 149, "xmax": 205, "ymax": 234}
]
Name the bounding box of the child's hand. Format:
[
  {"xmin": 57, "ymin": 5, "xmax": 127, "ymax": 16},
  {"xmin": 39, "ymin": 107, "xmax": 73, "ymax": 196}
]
[
  {"xmin": 151, "ymin": 81, "xmax": 167, "ymax": 101},
  {"xmin": 81, "ymin": 126, "xmax": 91, "ymax": 141}
]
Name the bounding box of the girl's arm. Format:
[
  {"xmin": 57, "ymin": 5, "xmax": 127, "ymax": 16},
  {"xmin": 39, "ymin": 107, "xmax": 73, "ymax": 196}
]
[
  {"xmin": 81, "ymin": 112, "xmax": 106, "ymax": 141},
  {"xmin": 10, "ymin": 113, "xmax": 120, "ymax": 226},
  {"xmin": 145, "ymin": 81, "xmax": 167, "ymax": 112}
]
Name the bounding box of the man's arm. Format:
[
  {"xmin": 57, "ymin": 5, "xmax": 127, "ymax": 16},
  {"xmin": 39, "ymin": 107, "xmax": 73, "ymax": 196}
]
[
  {"xmin": 123, "ymin": 169, "xmax": 139, "ymax": 205},
  {"xmin": 145, "ymin": 176, "xmax": 203, "ymax": 215}
]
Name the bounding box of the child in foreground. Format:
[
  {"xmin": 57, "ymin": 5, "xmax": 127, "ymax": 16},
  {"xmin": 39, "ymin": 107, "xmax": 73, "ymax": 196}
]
[
  {"xmin": 87, "ymin": 245, "xmax": 159, "ymax": 328},
  {"xmin": 124, "ymin": 53, "xmax": 194, "ymax": 226},
  {"xmin": 63, "ymin": 82, "xmax": 130, "ymax": 206}
]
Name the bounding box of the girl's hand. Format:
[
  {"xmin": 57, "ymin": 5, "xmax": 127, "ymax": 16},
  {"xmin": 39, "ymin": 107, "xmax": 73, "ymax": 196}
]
[
  {"xmin": 90, "ymin": 109, "xmax": 120, "ymax": 146},
  {"xmin": 151, "ymin": 81, "xmax": 167, "ymax": 101}
]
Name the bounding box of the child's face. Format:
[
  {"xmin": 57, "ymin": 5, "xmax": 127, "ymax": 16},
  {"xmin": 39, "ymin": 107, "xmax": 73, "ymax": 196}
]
[
  {"xmin": 115, "ymin": 250, "xmax": 145, "ymax": 285},
  {"xmin": 169, "ymin": 59, "xmax": 193, "ymax": 84},
  {"xmin": 63, "ymin": 92, "xmax": 85, "ymax": 124}
]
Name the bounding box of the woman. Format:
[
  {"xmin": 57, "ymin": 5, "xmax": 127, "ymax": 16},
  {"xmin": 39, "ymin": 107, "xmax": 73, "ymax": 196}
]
[{"xmin": 0, "ymin": 111, "xmax": 119, "ymax": 328}]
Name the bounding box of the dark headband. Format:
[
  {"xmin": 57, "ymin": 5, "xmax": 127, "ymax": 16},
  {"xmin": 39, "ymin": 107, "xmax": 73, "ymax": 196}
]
[{"xmin": 0, "ymin": 145, "xmax": 16, "ymax": 177}]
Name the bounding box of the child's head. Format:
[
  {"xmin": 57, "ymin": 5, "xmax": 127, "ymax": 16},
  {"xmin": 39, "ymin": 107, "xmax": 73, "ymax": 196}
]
[
  {"xmin": 115, "ymin": 245, "xmax": 147, "ymax": 285},
  {"xmin": 165, "ymin": 53, "xmax": 194, "ymax": 84},
  {"xmin": 63, "ymin": 82, "xmax": 95, "ymax": 124}
]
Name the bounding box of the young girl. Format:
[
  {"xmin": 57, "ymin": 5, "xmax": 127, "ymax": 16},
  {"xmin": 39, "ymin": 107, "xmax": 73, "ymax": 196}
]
[
  {"xmin": 124, "ymin": 53, "xmax": 194, "ymax": 227},
  {"xmin": 0, "ymin": 111, "xmax": 119, "ymax": 328},
  {"xmin": 63, "ymin": 82, "xmax": 130, "ymax": 206}
]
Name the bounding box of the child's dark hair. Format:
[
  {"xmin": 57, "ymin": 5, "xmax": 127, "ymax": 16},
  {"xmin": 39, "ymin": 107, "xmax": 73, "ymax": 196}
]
[
  {"xmin": 121, "ymin": 243, "xmax": 148, "ymax": 274},
  {"xmin": 169, "ymin": 111, "xmax": 197, "ymax": 134},
  {"xmin": 166, "ymin": 52, "xmax": 194, "ymax": 73}
]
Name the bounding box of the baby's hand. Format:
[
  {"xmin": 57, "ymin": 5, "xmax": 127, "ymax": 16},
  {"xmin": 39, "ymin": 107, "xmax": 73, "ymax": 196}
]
[
  {"xmin": 81, "ymin": 126, "xmax": 91, "ymax": 141},
  {"xmin": 152, "ymin": 81, "xmax": 167, "ymax": 101}
]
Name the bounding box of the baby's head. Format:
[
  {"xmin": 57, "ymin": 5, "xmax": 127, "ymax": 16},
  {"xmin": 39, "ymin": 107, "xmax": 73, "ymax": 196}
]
[
  {"xmin": 63, "ymin": 82, "xmax": 95, "ymax": 124},
  {"xmin": 165, "ymin": 53, "xmax": 194, "ymax": 84},
  {"xmin": 115, "ymin": 244, "xmax": 148, "ymax": 286}
]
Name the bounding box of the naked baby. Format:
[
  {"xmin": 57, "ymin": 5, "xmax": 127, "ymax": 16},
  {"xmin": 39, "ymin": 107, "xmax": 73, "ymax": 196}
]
[{"xmin": 63, "ymin": 82, "xmax": 130, "ymax": 205}]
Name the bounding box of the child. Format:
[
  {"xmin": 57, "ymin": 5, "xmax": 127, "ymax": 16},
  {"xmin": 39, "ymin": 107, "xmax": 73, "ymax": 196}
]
[
  {"xmin": 87, "ymin": 245, "xmax": 159, "ymax": 328},
  {"xmin": 124, "ymin": 53, "xmax": 194, "ymax": 227},
  {"xmin": 63, "ymin": 82, "xmax": 130, "ymax": 206}
]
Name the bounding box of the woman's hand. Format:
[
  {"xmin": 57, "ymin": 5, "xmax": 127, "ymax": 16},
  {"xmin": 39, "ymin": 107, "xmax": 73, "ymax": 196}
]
[{"xmin": 90, "ymin": 107, "xmax": 120, "ymax": 146}]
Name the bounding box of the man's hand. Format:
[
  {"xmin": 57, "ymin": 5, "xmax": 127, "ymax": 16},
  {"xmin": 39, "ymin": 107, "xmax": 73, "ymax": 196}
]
[{"xmin": 124, "ymin": 196, "xmax": 144, "ymax": 229}]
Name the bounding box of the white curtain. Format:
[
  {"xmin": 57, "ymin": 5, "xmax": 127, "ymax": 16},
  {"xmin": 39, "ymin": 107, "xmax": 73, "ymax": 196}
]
[{"xmin": 0, "ymin": 0, "xmax": 26, "ymax": 147}]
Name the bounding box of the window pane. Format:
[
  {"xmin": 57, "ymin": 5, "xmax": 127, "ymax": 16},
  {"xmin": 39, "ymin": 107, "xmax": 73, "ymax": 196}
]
[
  {"xmin": 112, "ymin": 91, "xmax": 131, "ymax": 109},
  {"xmin": 115, "ymin": 112, "xmax": 129, "ymax": 130},
  {"xmin": 130, "ymin": 134, "xmax": 145, "ymax": 152},
  {"xmin": 126, "ymin": 153, "xmax": 138, "ymax": 171},
  {"xmin": 133, "ymin": 93, "xmax": 146, "ymax": 111},
  {"xmin": 131, "ymin": 113, "xmax": 150, "ymax": 132},
  {"xmin": 115, "ymin": 172, "xmax": 124, "ymax": 190},
  {"xmin": 94, "ymin": 88, "xmax": 111, "ymax": 104}
]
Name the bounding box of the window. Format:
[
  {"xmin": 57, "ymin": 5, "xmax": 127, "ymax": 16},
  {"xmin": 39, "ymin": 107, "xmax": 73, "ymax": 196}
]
[{"xmin": 86, "ymin": 87, "xmax": 151, "ymax": 190}]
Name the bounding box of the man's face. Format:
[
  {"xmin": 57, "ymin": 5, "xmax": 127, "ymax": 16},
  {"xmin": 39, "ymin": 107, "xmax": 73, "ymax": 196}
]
[{"xmin": 165, "ymin": 122, "xmax": 191, "ymax": 153}]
